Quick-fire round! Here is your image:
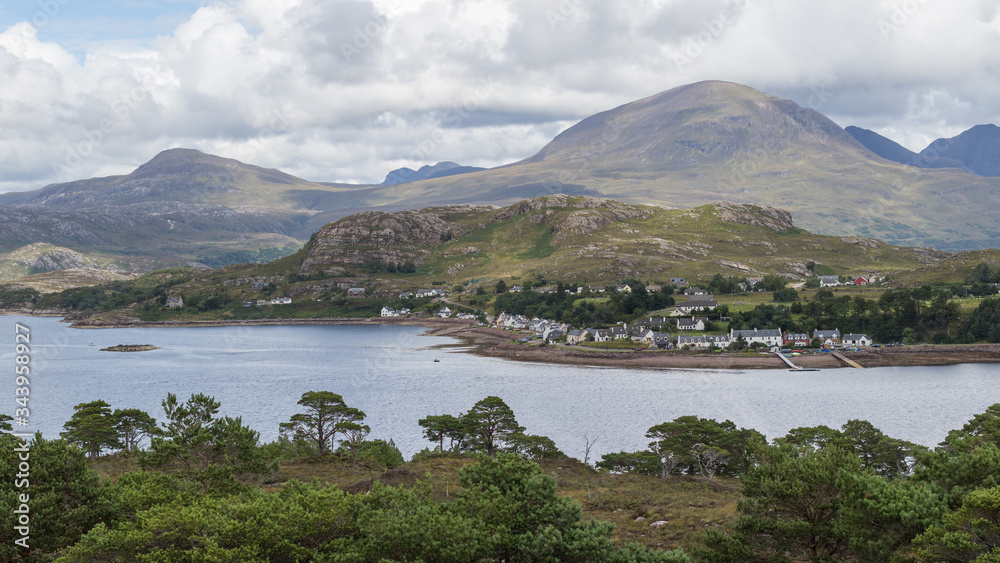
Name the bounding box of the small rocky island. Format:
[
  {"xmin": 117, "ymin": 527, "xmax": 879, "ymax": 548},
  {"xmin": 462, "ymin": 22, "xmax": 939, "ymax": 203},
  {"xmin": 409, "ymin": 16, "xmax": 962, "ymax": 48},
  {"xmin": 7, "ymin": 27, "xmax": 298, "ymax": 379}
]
[{"xmin": 100, "ymin": 344, "xmax": 160, "ymax": 352}]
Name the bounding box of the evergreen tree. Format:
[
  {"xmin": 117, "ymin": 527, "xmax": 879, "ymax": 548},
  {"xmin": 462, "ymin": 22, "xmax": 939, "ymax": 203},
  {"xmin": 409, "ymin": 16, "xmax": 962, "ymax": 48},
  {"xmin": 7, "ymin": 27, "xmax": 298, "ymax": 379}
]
[
  {"xmin": 279, "ymin": 391, "xmax": 366, "ymax": 455},
  {"xmin": 914, "ymin": 486, "xmax": 1000, "ymax": 562},
  {"xmin": 114, "ymin": 408, "xmax": 158, "ymax": 453},
  {"xmin": 0, "ymin": 433, "xmax": 117, "ymax": 560},
  {"xmin": 61, "ymin": 400, "xmax": 121, "ymax": 458},
  {"xmin": 464, "ymin": 396, "xmax": 525, "ymax": 456},
  {"xmin": 142, "ymin": 393, "xmax": 271, "ymax": 493}
]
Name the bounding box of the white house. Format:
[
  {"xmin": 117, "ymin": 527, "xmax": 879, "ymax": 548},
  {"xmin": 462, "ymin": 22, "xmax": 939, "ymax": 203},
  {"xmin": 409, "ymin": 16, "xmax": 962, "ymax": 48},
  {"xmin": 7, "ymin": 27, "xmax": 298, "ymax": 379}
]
[
  {"xmin": 709, "ymin": 334, "xmax": 732, "ymax": 349},
  {"xmin": 814, "ymin": 329, "xmax": 841, "ymax": 346},
  {"xmin": 730, "ymin": 328, "xmax": 783, "ymax": 347},
  {"xmin": 677, "ymin": 317, "xmax": 708, "ymax": 331},
  {"xmin": 678, "ymin": 334, "xmax": 731, "ymax": 350},
  {"xmin": 497, "ymin": 312, "xmax": 530, "ymax": 330},
  {"xmin": 165, "ymin": 296, "xmax": 184, "ymax": 308},
  {"xmin": 676, "ymin": 296, "xmax": 718, "ymax": 315},
  {"xmin": 611, "ymin": 326, "xmax": 629, "ymax": 340},
  {"xmin": 632, "ymin": 328, "xmax": 656, "ymax": 343},
  {"xmin": 593, "ymin": 329, "xmax": 614, "ymax": 342},
  {"xmin": 380, "ymin": 306, "xmax": 396, "ymax": 317},
  {"xmin": 437, "ymin": 307, "xmax": 452, "ymax": 318},
  {"xmin": 818, "ymin": 275, "xmax": 840, "ymax": 287},
  {"xmin": 842, "ymin": 334, "xmax": 872, "ymax": 347}
]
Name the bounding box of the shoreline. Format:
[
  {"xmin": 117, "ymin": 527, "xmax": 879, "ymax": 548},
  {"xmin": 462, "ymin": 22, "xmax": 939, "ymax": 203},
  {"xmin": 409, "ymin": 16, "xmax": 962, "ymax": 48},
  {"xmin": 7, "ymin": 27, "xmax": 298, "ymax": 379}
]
[{"xmin": 43, "ymin": 313, "xmax": 1000, "ymax": 370}]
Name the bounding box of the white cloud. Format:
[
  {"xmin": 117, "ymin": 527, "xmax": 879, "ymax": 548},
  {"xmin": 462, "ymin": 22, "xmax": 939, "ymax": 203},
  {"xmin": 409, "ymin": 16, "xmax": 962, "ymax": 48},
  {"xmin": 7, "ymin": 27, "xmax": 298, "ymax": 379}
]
[{"xmin": 1, "ymin": 0, "xmax": 1000, "ymax": 192}]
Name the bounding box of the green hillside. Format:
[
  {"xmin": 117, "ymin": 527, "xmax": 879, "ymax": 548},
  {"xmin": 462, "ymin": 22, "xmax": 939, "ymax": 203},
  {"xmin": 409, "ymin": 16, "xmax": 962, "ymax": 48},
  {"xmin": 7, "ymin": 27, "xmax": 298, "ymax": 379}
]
[
  {"xmin": 36, "ymin": 196, "xmax": 1000, "ymax": 322},
  {"xmin": 295, "ymin": 195, "xmax": 954, "ymax": 289}
]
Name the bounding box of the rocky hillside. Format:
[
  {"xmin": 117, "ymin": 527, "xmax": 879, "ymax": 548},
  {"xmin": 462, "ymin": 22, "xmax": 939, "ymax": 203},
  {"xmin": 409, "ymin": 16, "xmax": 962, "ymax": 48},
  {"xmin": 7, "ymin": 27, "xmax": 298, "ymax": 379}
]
[
  {"xmin": 5, "ymin": 268, "xmax": 139, "ymax": 294},
  {"xmin": 0, "ymin": 243, "xmax": 106, "ymax": 282},
  {"xmin": 293, "ymin": 195, "xmax": 949, "ymax": 286},
  {"xmin": 47, "ymin": 196, "xmax": 1000, "ymax": 316}
]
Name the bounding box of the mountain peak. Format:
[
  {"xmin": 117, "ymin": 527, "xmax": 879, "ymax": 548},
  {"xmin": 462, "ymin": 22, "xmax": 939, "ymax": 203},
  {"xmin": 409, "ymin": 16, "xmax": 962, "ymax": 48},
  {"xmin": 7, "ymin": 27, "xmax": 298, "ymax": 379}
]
[
  {"xmin": 522, "ymin": 79, "xmax": 859, "ymax": 167},
  {"xmin": 920, "ymin": 124, "xmax": 1000, "ymax": 177},
  {"xmin": 131, "ymin": 148, "xmax": 248, "ymax": 180}
]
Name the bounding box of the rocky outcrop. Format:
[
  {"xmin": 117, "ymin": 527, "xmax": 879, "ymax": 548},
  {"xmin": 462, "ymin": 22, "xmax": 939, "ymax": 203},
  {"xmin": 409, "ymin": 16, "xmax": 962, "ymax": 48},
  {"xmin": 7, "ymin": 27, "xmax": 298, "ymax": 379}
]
[
  {"xmin": 101, "ymin": 344, "xmax": 160, "ymax": 352},
  {"xmin": 717, "ymin": 260, "xmax": 754, "ymax": 272},
  {"xmin": 550, "ymin": 199, "xmax": 656, "ymax": 244},
  {"xmin": 29, "ymin": 248, "xmax": 92, "ymax": 271},
  {"xmin": 839, "ymin": 236, "xmax": 881, "ymax": 249},
  {"xmin": 301, "ymin": 210, "xmax": 467, "ymax": 271},
  {"xmin": 713, "ymin": 202, "xmax": 795, "ymax": 232}
]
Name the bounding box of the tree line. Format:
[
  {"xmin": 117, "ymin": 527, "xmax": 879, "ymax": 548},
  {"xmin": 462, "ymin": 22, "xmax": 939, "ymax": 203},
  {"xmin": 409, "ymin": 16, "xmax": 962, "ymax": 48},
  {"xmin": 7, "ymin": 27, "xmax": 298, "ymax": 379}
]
[
  {"xmin": 729, "ymin": 286, "xmax": 963, "ymax": 344},
  {"xmin": 3, "ymin": 395, "xmax": 1000, "ymax": 561},
  {"xmin": 0, "ymin": 393, "xmax": 682, "ymax": 562},
  {"xmin": 595, "ymin": 406, "xmax": 1000, "ymax": 562}
]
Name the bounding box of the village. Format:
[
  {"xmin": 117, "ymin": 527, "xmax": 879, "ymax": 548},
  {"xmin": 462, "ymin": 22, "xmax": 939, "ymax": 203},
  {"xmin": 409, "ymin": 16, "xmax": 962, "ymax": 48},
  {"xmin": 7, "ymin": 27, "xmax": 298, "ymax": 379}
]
[{"xmin": 375, "ymin": 275, "xmax": 883, "ymax": 354}]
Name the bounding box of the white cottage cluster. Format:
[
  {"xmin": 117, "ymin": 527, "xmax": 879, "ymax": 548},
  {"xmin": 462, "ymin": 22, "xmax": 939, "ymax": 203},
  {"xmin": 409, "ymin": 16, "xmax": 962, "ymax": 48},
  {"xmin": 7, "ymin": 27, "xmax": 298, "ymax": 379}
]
[{"xmin": 380, "ymin": 286, "xmax": 875, "ymax": 350}]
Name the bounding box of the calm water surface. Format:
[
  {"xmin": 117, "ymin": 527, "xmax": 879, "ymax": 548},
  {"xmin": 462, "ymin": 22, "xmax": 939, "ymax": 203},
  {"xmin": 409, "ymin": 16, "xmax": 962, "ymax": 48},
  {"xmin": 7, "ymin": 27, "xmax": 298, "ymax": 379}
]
[{"xmin": 2, "ymin": 316, "xmax": 998, "ymax": 460}]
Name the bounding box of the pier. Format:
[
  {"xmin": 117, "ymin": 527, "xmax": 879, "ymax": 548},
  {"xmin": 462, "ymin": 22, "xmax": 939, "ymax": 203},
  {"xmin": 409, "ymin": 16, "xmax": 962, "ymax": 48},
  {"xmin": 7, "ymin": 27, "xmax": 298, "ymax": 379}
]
[
  {"xmin": 775, "ymin": 352, "xmax": 820, "ymax": 371},
  {"xmin": 831, "ymin": 352, "xmax": 865, "ymax": 369}
]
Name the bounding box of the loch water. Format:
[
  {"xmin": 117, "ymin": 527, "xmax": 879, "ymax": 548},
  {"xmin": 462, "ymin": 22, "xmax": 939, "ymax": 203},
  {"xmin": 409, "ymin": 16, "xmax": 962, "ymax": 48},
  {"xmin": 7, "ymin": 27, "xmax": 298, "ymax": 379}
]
[{"xmin": 2, "ymin": 316, "xmax": 998, "ymax": 459}]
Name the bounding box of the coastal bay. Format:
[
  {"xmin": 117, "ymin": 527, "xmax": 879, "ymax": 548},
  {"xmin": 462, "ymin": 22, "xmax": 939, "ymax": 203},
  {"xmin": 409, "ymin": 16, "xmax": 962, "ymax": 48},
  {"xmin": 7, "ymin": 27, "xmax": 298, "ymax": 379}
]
[{"xmin": 2, "ymin": 315, "xmax": 998, "ymax": 461}]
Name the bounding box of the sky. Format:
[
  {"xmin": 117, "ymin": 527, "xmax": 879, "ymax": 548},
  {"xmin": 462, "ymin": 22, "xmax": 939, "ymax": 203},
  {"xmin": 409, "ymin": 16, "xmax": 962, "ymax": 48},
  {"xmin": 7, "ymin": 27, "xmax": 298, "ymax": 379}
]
[{"xmin": 1, "ymin": 0, "xmax": 999, "ymax": 192}]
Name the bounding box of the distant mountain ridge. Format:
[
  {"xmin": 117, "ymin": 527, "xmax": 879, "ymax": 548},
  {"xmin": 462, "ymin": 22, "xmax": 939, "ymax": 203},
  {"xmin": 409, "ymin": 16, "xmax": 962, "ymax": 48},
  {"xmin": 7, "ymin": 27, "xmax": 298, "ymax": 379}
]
[
  {"xmin": 844, "ymin": 126, "xmax": 968, "ymax": 171},
  {"xmin": 846, "ymin": 124, "xmax": 1000, "ymax": 176},
  {"xmin": 920, "ymin": 124, "xmax": 1000, "ymax": 177},
  {"xmin": 381, "ymin": 162, "xmax": 487, "ymax": 185}
]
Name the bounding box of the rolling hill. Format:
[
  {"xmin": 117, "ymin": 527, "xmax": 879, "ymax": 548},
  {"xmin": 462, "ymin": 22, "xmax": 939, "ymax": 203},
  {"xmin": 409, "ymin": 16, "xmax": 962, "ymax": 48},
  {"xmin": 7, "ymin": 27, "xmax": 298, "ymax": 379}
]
[
  {"xmin": 27, "ymin": 196, "xmax": 1000, "ymax": 319},
  {"xmin": 295, "ymin": 195, "xmax": 956, "ymax": 287},
  {"xmin": 0, "ymin": 149, "xmax": 356, "ymax": 279},
  {"xmin": 135, "ymin": 195, "xmax": 982, "ymax": 309}
]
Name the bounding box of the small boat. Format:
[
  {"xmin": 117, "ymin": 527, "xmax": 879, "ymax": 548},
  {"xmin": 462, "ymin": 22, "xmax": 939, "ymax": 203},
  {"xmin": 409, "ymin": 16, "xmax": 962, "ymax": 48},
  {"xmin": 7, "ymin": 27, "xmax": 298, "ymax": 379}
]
[
  {"xmin": 88, "ymin": 342, "xmax": 96, "ymax": 346},
  {"xmin": 433, "ymin": 359, "xmax": 440, "ymax": 362}
]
